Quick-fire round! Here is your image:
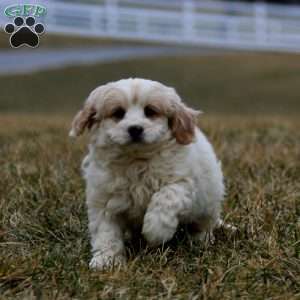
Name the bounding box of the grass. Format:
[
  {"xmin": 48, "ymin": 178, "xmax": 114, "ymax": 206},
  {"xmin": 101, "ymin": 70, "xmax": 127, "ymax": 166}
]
[
  {"xmin": 0, "ymin": 31, "xmax": 163, "ymax": 49},
  {"xmin": 0, "ymin": 31, "xmax": 100, "ymax": 49},
  {"xmin": 0, "ymin": 114, "xmax": 299, "ymax": 299},
  {"xmin": 1, "ymin": 53, "xmax": 300, "ymax": 116}
]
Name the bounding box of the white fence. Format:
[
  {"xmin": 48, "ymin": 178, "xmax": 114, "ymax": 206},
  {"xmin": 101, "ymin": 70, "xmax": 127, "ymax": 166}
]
[{"xmin": 1, "ymin": 0, "xmax": 300, "ymax": 52}]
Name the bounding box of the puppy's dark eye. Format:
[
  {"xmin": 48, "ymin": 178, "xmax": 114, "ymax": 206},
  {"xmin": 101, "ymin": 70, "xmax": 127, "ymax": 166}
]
[
  {"xmin": 111, "ymin": 107, "xmax": 126, "ymax": 120},
  {"xmin": 144, "ymin": 106, "xmax": 158, "ymax": 118}
]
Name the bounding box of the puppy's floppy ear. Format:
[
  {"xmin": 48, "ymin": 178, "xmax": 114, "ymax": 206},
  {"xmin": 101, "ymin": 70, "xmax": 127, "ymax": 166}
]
[
  {"xmin": 170, "ymin": 103, "xmax": 201, "ymax": 145},
  {"xmin": 69, "ymin": 103, "xmax": 97, "ymax": 137}
]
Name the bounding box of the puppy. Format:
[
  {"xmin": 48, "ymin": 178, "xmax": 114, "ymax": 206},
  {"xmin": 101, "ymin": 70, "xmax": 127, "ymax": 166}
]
[{"xmin": 70, "ymin": 78, "xmax": 225, "ymax": 270}]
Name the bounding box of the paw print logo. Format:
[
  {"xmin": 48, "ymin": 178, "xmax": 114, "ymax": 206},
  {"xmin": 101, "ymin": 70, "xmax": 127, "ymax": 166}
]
[{"xmin": 4, "ymin": 16, "xmax": 45, "ymax": 48}]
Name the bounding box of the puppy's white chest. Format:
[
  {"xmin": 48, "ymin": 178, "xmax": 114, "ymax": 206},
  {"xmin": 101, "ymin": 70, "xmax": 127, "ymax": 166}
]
[
  {"xmin": 114, "ymin": 161, "xmax": 164, "ymax": 206},
  {"xmin": 85, "ymin": 144, "xmax": 186, "ymax": 221},
  {"xmin": 103, "ymin": 158, "xmax": 174, "ymax": 220}
]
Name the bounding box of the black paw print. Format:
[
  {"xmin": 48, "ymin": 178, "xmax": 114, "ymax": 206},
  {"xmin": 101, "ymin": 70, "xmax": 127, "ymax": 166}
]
[{"xmin": 4, "ymin": 16, "xmax": 45, "ymax": 48}]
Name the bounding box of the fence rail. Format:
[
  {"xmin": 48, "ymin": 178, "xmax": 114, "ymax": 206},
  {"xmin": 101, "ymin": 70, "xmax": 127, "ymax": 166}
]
[{"xmin": 1, "ymin": 0, "xmax": 300, "ymax": 52}]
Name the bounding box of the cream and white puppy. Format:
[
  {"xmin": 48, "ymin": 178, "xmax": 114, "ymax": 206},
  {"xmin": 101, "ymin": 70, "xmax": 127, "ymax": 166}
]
[{"xmin": 70, "ymin": 78, "xmax": 225, "ymax": 270}]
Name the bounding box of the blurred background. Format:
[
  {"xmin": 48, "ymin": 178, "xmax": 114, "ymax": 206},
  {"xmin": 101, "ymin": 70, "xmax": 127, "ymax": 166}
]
[{"xmin": 0, "ymin": 0, "xmax": 300, "ymax": 116}]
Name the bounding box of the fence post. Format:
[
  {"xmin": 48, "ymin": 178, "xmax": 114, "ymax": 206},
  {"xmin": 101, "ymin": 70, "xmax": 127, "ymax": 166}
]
[
  {"xmin": 255, "ymin": 1, "xmax": 267, "ymax": 46},
  {"xmin": 105, "ymin": 0, "xmax": 118, "ymax": 36},
  {"xmin": 183, "ymin": 0, "xmax": 195, "ymax": 41}
]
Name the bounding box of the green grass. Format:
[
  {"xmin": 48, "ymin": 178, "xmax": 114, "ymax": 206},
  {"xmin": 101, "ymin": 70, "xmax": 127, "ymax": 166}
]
[
  {"xmin": 0, "ymin": 31, "xmax": 163, "ymax": 49},
  {"xmin": 1, "ymin": 53, "xmax": 300, "ymax": 116},
  {"xmin": 0, "ymin": 31, "xmax": 101, "ymax": 49},
  {"xmin": 0, "ymin": 115, "xmax": 299, "ymax": 299}
]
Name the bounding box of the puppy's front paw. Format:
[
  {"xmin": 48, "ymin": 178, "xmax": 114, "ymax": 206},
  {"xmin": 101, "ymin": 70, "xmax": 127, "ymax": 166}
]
[
  {"xmin": 142, "ymin": 211, "xmax": 177, "ymax": 246},
  {"xmin": 89, "ymin": 253, "xmax": 126, "ymax": 270}
]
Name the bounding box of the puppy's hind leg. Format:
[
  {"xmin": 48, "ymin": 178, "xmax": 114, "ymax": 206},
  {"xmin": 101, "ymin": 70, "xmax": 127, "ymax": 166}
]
[
  {"xmin": 188, "ymin": 218, "xmax": 237, "ymax": 246},
  {"xmin": 187, "ymin": 220, "xmax": 216, "ymax": 246},
  {"xmin": 216, "ymin": 218, "xmax": 237, "ymax": 233}
]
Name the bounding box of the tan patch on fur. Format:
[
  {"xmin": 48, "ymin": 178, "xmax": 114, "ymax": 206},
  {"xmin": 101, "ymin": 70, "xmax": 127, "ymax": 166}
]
[
  {"xmin": 70, "ymin": 103, "xmax": 97, "ymax": 136},
  {"xmin": 101, "ymin": 88, "xmax": 129, "ymax": 119},
  {"xmin": 70, "ymin": 86, "xmax": 129, "ymax": 136},
  {"xmin": 145, "ymin": 87, "xmax": 174, "ymax": 116},
  {"xmin": 171, "ymin": 104, "xmax": 198, "ymax": 145},
  {"xmin": 131, "ymin": 80, "xmax": 139, "ymax": 105},
  {"xmin": 145, "ymin": 86, "xmax": 200, "ymax": 145},
  {"xmin": 144, "ymin": 98, "xmax": 170, "ymax": 118}
]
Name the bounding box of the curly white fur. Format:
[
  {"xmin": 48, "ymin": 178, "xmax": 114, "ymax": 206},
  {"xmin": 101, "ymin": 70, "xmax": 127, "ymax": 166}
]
[{"xmin": 70, "ymin": 78, "xmax": 225, "ymax": 270}]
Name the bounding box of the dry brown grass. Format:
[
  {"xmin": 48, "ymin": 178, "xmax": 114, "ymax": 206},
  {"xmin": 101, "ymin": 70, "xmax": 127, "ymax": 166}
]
[
  {"xmin": 0, "ymin": 114, "xmax": 299, "ymax": 299},
  {"xmin": 0, "ymin": 31, "xmax": 165, "ymax": 49}
]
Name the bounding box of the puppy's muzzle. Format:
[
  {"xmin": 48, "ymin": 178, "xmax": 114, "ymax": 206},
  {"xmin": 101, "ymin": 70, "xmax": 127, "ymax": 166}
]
[{"xmin": 128, "ymin": 125, "xmax": 144, "ymax": 142}]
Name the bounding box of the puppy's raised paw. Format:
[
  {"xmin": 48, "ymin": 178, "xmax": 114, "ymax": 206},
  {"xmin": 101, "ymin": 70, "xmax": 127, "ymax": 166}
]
[{"xmin": 142, "ymin": 211, "xmax": 178, "ymax": 246}]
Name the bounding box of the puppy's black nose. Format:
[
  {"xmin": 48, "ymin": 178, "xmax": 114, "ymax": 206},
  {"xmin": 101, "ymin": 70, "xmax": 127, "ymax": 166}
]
[{"xmin": 128, "ymin": 125, "xmax": 144, "ymax": 141}]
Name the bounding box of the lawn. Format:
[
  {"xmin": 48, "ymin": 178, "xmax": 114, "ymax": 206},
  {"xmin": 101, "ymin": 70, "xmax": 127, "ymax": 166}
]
[
  {"xmin": 0, "ymin": 31, "xmax": 161, "ymax": 49},
  {"xmin": 0, "ymin": 115, "xmax": 299, "ymax": 299},
  {"xmin": 0, "ymin": 53, "xmax": 300, "ymax": 299},
  {"xmin": 1, "ymin": 53, "xmax": 300, "ymax": 116}
]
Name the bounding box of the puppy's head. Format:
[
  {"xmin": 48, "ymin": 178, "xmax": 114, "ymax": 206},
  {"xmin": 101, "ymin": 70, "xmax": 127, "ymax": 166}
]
[{"xmin": 70, "ymin": 78, "xmax": 200, "ymax": 146}]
